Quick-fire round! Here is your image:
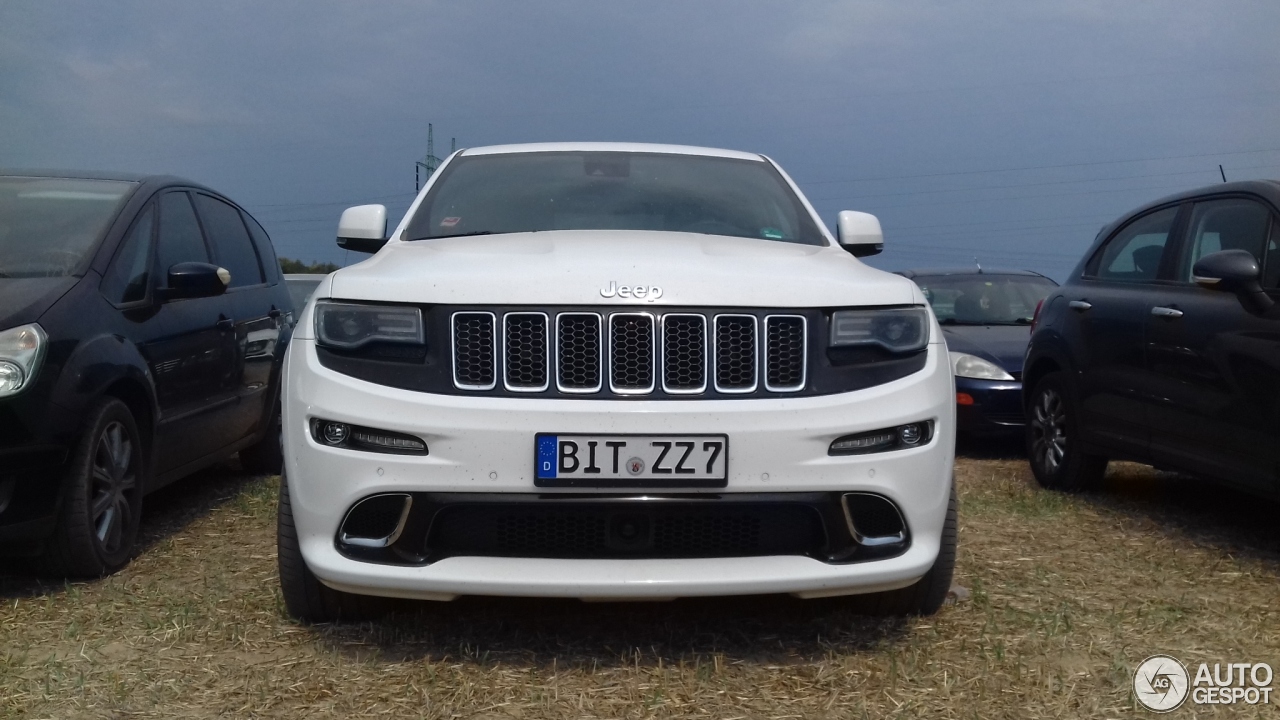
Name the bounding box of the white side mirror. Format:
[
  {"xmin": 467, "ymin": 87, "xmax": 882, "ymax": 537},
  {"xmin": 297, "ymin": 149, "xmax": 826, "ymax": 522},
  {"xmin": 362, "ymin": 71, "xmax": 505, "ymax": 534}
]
[
  {"xmin": 836, "ymin": 210, "xmax": 884, "ymax": 258},
  {"xmin": 336, "ymin": 204, "xmax": 388, "ymax": 253}
]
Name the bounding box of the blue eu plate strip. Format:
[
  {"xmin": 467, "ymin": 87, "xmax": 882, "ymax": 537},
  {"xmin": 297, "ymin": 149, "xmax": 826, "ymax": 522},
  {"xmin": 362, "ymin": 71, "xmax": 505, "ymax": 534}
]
[{"xmin": 536, "ymin": 435, "xmax": 558, "ymax": 479}]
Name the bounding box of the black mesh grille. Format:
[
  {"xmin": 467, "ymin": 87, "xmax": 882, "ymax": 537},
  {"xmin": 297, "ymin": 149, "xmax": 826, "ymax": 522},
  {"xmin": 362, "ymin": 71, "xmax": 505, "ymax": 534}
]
[
  {"xmin": 557, "ymin": 314, "xmax": 602, "ymax": 391},
  {"xmin": 765, "ymin": 316, "xmax": 805, "ymax": 390},
  {"xmin": 341, "ymin": 495, "xmax": 408, "ymax": 540},
  {"xmin": 503, "ymin": 313, "xmax": 548, "ymax": 389},
  {"xmin": 844, "ymin": 494, "xmax": 905, "ymax": 538},
  {"xmin": 715, "ymin": 316, "xmax": 757, "ymax": 391},
  {"xmin": 609, "ymin": 314, "xmax": 655, "ymax": 391},
  {"xmin": 427, "ymin": 503, "xmax": 822, "ymax": 559},
  {"xmin": 662, "ymin": 315, "xmax": 706, "ymax": 392},
  {"xmin": 453, "ymin": 313, "xmax": 495, "ymax": 388},
  {"xmin": 653, "ymin": 513, "xmax": 761, "ymax": 553}
]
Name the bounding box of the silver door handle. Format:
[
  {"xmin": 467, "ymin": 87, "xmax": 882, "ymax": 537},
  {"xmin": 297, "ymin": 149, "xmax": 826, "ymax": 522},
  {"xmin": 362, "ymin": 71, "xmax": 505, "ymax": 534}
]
[
  {"xmin": 1068, "ymin": 300, "xmax": 1092, "ymax": 311},
  {"xmin": 1151, "ymin": 306, "xmax": 1183, "ymax": 318}
]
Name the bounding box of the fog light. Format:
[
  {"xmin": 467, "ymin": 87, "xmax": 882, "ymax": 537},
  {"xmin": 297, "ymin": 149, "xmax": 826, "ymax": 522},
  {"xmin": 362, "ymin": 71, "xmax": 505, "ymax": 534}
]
[
  {"xmin": 899, "ymin": 424, "xmax": 923, "ymax": 445},
  {"xmin": 322, "ymin": 422, "xmax": 350, "ymax": 445},
  {"xmin": 956, "ymin": 392, "xmax": 975, "ymax": 406},
  {"xmin": 829, "ymin": 420, "xmax": 934, "ymax": 456}
]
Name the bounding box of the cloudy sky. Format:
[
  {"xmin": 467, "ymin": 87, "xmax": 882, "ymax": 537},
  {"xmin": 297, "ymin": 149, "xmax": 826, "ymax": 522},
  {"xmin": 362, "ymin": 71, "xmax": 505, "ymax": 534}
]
[{"xmin": 3, "ymin": 1, "xmax": 1279, "ymax": 279}]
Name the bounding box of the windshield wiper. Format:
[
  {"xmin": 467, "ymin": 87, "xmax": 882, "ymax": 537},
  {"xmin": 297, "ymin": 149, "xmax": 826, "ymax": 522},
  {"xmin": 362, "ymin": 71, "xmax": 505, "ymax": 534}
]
[{"xmin": 407, "ymin": 231, "xmax": 494, "ymax": 241}]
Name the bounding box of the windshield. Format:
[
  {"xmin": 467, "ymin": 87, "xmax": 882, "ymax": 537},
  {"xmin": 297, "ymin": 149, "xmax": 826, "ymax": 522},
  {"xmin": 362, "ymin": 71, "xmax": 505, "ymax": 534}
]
[
  {"xmin": 405, "ymin": 151, "xmax": 826, "ymax": 245},
  {"xmin": 913, "ymin": 274, "xmax": 1058, "ymax": 325},
  {"xmin": 0, "ymin": 177, "xmax": 135, "ymax": 278}
]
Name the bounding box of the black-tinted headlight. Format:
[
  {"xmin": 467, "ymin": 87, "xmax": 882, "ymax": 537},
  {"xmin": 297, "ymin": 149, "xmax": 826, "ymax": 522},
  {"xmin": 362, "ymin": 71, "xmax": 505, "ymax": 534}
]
[
  {"xmin": 315, "ymin": 301, "xmax": 424, "ymax": 350},
  {"xmin": 829, "ymin": 307, "xmax": 929, "ymax": 353}
]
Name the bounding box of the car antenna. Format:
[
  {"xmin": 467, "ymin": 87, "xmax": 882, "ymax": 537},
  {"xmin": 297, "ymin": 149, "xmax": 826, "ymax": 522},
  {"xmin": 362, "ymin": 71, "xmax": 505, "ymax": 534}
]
[
  {"xmin": 1219, "ymin": 164, "xmax": 1227, "ymax": 183},
  {"xmin": 973, "ymin": 257, "xmax": 982, "ymax": 274}
]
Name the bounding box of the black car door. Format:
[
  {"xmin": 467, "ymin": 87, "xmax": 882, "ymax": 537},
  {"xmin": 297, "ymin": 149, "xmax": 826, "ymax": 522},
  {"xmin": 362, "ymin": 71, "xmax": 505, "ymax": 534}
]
[
  {"xmin": 1065, "ymin": 205, "xmax": 1182, "ymax": 458},
  {"xmin": 147, "ymin": 190, "xmax": 241, "ymax": 473},
  {"xmin": 1143, "ymin": 196, "xmax": 1280, "ymax": 493},
  {"xmin": 191, "ymin": 193, "xmax": 280, "ymax": 447}
]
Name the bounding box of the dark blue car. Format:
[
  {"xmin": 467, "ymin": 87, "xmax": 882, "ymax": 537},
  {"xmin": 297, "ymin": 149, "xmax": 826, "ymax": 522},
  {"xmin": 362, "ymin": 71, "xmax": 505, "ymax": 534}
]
[{"xmin": 897, "ymin": 269, "xmax": 1058, "ymax": 438}]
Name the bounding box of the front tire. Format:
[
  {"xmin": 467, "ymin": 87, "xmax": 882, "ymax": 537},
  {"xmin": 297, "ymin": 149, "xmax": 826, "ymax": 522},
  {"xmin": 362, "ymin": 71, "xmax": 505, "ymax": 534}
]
[
  {"xmin": 277, "ymin": 472, "xmax": 387, "ymax": 623},
  {"xmin": 862, "ymin": 482, "xmax": 957, "ymax": 616},
  {"xmin": 1025, "ymin": 372, "xmax": 1107, "ymax": 491},
  {"xmin": 39, "ymin": 398, "xmax": 145, "ymax": 577}
]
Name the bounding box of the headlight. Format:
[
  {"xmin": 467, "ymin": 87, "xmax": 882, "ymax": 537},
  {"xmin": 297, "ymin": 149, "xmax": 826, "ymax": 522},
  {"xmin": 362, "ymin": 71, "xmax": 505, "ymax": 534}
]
[
  {"xmin": 950, "ymin": 352, "xmax": 1014, "ymax": 381},
  {"xmin": 315, "ymin": 301, "xmax": 424, "ymax": 350},
  {"xmin": 829, "ymin": 307, "xmax": 928, "ymax": 353},
  {"xmin": 0, "ymin": 323, "xmax": 48, "ymax": 397}
]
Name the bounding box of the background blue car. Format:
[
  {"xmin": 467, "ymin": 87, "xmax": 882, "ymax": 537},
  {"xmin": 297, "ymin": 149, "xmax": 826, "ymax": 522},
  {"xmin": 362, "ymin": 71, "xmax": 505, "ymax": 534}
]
[{"xmin": 898, "ymin": 268, "xmax": 1058, "ymax": 439}]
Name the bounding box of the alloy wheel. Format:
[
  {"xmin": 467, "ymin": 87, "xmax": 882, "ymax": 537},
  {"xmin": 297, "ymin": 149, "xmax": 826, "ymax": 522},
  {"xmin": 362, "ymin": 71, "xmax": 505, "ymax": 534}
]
[
  {"xmin": 89, "ymin": 421, "xmax": 138, "ymax": 555},
  {"xmin": 1030, "ymin": 387, "xmax": 1067, "ymax": 474}
]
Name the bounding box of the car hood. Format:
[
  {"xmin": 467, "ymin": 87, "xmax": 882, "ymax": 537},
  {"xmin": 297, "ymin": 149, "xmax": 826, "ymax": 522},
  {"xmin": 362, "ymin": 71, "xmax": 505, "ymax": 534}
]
[
  {"xmin": 328, "ymin": 230, "xmax": 921, "ymax": 308},
  {"xmin": 0, "ymin": 276, "xmax": 80, "ymax": 330},
  {"xmin": 940, "ymin": 324, "xmax": 1030, "ymax": 373}
]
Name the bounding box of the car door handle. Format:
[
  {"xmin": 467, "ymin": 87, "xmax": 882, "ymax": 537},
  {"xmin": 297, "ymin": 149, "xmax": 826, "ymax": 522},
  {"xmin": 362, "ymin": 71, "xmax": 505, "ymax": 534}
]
[
  {"xmin": 1151, "ymin": 306, "xmax": 1183, "ymax": 318},
  {"xmin": 1068, "ymin": 300, "xmax": 1092, "ymax": 311},
  {"xmin": 216, "ymin": 316, "xmax": 235, "ymax": 331}
]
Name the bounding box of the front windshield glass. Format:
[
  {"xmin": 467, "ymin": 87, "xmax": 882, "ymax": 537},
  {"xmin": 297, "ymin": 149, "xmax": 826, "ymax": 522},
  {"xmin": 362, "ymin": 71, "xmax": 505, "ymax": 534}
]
[
  {"xmin": 0, "ymin": 177, "xmax": 135, "ymax": 278},
  {"xmin": 913, "ymin": 274, "xmax": 1058, "ymax": 325},
  {"xmin": 405, "ymin": 151, "xmax": 826, "ymax": 245}
]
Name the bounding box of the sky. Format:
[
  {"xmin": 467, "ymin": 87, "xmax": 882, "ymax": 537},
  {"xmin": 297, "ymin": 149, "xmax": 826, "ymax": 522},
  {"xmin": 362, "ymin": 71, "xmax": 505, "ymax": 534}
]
[{"xmin": 3, "ymin": 0, "xmax": 1279, "ymax": 280}]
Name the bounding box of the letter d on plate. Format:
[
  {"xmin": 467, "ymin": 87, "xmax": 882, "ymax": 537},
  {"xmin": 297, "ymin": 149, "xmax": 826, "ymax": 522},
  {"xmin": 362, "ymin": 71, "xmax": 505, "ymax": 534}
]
[{"xmin": 536, "ymin": 435, "xmax": 558, "ymax": 479}]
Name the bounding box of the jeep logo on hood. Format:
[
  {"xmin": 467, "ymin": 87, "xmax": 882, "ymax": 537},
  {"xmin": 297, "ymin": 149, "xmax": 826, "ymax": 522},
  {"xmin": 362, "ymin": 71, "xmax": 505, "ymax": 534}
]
[{"xmin": 600, "ymin": 281, "xmax": 663, "ymax": 302}]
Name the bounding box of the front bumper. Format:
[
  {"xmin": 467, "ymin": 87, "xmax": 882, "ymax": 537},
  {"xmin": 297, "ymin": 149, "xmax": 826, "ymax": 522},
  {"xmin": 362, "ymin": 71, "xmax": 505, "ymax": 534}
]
[
  {"xmin": 284, "ymin": 338, "xmax": 955, "ymax": 600},
  {"xmin": 0, "ymin": 397, "xmax": 77, "ymax": 550},
  {"xmin": 955, "ymin": 377, "xmax": 1024, "ymax": 436}
]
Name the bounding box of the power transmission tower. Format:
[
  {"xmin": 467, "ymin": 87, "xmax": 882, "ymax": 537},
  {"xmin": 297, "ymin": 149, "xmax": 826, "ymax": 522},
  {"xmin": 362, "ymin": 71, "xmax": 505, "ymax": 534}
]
[
  {"xmin": 415, "ymin": 124, "xmax": 462, "ymax": 191},
  {"xmin": 416, "ymin": 124, "xmax": 442, "ymax": 192}
]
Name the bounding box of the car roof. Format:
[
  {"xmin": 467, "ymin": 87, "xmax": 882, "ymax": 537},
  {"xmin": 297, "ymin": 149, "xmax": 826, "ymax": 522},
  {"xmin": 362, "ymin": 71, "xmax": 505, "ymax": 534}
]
[
  {"xmin": 1101, "ymin": 179, "xmax": 1280, "ymax": 236},
  {"xmin": 459, "ymin": 142, "xmax": 765, "ymax": 162},
  {"xmin": 896, "ymin": 267, "xmax": 1053, "ymax": 280}
]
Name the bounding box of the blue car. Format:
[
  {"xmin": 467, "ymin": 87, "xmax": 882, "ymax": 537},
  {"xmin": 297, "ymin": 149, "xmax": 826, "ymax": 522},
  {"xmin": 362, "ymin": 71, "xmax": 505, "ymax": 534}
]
[{"xmin": 897, "ymin": 268, "xmax": 1058, "ymax": 438}]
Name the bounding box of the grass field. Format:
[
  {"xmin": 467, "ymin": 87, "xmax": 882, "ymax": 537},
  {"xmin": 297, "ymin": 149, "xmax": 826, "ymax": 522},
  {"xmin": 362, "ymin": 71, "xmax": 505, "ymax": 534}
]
[{"xmin": 2, "ymin": 447, "xmax": 1278, "ymax": 718}]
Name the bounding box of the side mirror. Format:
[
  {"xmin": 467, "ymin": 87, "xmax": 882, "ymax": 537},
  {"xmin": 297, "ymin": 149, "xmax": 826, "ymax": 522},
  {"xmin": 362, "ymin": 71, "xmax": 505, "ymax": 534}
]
[
  {"xmin": 337, "ymin": 204, "xmax": 388, "ymax": 254},
  {"xmin": 163, "ymin": 262, "xmax": 229, "ymax": 300},
  {"xmin": 1193, "ymin": 249, "xmax": 1274, "ymax": 313},
  {"xmin": 836, "ymin": 210, "xmax": 884, "ymax": 257}
]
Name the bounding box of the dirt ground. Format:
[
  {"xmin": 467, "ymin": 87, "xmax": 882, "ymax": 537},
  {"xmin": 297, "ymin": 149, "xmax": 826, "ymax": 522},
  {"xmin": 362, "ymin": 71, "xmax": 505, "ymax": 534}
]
[{"xmin": 2, "ymin": 443, "xmax": 1278, "ymax": 719}]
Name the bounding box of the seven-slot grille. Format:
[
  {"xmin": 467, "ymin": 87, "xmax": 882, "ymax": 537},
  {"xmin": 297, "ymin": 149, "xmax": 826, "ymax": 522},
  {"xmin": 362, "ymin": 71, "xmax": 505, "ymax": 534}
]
[{"xmin": 451, "ymin": 311, "xmax": 806, "ymax": 396}]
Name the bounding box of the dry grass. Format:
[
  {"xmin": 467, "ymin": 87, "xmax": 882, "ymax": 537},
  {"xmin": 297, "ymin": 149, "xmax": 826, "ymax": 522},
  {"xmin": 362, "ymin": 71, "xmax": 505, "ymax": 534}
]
[{"xmin": 2, "ymin": 451, "xmax": 1278, "ymax": 719}]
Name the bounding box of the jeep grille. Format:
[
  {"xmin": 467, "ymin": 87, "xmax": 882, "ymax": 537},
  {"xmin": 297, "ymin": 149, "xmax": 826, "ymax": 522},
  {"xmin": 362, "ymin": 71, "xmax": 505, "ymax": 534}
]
[{"xmin": 451, "ymin": 310, "xmax": 806, "ymax": 397}]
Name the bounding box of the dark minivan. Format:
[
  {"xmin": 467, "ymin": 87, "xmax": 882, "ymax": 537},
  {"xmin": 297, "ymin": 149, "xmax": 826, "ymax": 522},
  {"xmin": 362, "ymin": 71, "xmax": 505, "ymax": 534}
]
[
  {"xmin": 0, "ymin": 171, "xmax": 292, "ymax": 576},
  {"xmin": 1024, "ymin": 180, "xmax": 1280, "ymax": 500}
]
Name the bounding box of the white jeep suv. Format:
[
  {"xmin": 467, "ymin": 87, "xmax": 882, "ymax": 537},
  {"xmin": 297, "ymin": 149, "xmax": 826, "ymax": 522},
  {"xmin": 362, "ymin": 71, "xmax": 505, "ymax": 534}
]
[{"xmin": 278, "ymin": 143, "xmax": 956, "ymax": 621}]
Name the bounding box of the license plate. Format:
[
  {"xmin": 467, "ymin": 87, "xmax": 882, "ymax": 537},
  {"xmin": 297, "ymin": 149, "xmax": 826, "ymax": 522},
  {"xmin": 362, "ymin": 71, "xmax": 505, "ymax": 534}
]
[{"xmin": 534, "ymin": 434, "xmax": 728, "ymax": 488}]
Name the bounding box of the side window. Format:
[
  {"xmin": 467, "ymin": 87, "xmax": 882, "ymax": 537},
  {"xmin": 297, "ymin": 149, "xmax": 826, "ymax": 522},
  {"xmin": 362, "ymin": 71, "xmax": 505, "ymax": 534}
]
[
  {"xmin": 156, "ymin": 192, "xmax": 211, "ymax": 288},
  {"xmin": 1178, "ymin": 198, "xmax": 1271, "ymax": 281},
  {"xmin": 193, "ymin": 194, "xmax": 264, "ymax": 288},
  {"xmin": 1266, "ymin": 220, "xmax": 1280, "ymax": 290},
  {"xmin": 1091, "ymin": 206, "xmax": 1178, "ymax": 282},
  {"xmin": 241, "ymin": 210, "xmax": 280, "ymax": 283},
  {"xmin": 101, "ymin": 204, "xmax": 154, "ymax": 304}
]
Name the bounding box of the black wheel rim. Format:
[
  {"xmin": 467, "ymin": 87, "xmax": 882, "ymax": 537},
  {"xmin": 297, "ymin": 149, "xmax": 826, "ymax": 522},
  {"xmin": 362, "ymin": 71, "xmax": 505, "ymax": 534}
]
[
  {"xmin": 90, "ymin": 421, "xmax": 138, "ymax": 555},
  {"xmin": 1030, "ymin": 387, "xmax": 1067, "ymax": 474}
]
